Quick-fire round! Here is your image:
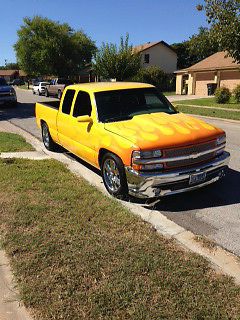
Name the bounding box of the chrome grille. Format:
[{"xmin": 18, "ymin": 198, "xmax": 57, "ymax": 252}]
[
  {"xmin": 164, "ymin": 141, "xmax": 216, "ymax": 158},
  {"xmin": 164, "ymin": 140, "xmax": 217, "ymax": 169},
  {"xmin": 166, "ymin": 152, "xmax": 216, "ymax": 168}
]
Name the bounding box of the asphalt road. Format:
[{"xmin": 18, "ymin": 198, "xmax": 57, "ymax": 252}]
[{"xmin": 1, "ymin": 88, "xmax": 240, "ymax": 256}]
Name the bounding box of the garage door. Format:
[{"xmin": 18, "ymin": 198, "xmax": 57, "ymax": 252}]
[
  {"xmin": 220, "ymin": 70, "xmax": 240, "ymax": 91},
  {"xmin": 195, "ymin": 72, "xmax": 215, "ymax": 96}
]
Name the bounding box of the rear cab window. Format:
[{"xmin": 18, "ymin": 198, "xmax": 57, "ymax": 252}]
[
  {"xmin": 61, "ymin": 89, "xmax": 75, "ymax": 114},
  {"xmin": 72, "ymin": 91, "xmax": 92, "ymax": 117}
]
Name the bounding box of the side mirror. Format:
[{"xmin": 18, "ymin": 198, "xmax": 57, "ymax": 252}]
[{"xmin": 77, "ymin": 115, "xmax": 93, "ymax": 123}]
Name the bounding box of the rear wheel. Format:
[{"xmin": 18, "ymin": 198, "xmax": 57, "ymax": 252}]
[
  {"xmin": 57, "ymin": 90, "xmax": 62, "ymax": 99},
  {"xmin": 101, "ymin": 152, "xmax": 128, "ymax": 199},
  {"xmin": 38, "ymin": 89, "xmax": 41, "ymax": 96},
  {"xmin": 45, "ymin": 89, "xmax": 49, "ymax": 97},
  {"xmin": 41, "ymin": 122, "xmax": 57, "ymax": 151},
  {"xmin": 32, "ymin": 90, "xmax": 35, "ymax": 95}
]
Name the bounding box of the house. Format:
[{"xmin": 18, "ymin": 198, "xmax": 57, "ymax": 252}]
[
  {"xmin": 0, "ymin": 70, "xmax": 19, "ymax": 82},
  {"xmin": 175, "ymin": 51, "xmax": 240, "ymax": 96},
  {"xmin": 133, "ymin": 41, "xmax": 177, "ymax": 74},
  {"xmin": 0, "ymin": 69, "xmax": 27, "ymax": 82}
]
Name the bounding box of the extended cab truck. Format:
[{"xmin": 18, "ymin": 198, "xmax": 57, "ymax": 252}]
[
  {"xmin": 45, "ymin": 78, "xmax": 73, "ymax": 99},
  {"xmin": 36, "ymin": 82, "xmax": 230, "ymax": 199}
]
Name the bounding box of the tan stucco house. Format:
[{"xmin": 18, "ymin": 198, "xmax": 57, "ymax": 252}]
[
  {"xmin": 175, "ymin": 51, "xmax": 240, "ymax": 96},
  {"xmin": 134, "ymin": 41, "xmax": 177, "ymax": 74}
]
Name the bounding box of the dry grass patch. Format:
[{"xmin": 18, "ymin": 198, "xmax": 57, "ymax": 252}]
[{"xmin": 0, "ymin": 158, "xmax": 240, "ymax": 320}]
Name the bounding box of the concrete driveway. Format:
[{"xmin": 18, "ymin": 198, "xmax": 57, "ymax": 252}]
[
  {"xmin": 168, "ymin": 95, "xmax": 213, "ymax": 102},
  {"xmin": 1, "ymin": 88, "xmax": 240, "ymax": 256}
]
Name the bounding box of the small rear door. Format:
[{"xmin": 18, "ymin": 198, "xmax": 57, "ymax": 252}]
[
  {"xmin": 67, "ymin": 90, "xmax": 97, "ymax": 165},
  {"xmin": 57, "ymin": 88, "xmax": 76, "ymax": 149}
]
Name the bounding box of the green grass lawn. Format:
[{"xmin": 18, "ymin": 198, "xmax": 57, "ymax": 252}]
[
  {"xmin": 0, "ymin": 158, "xmax": 240, "ymax": 319},
  {"xmin": 176, "ymin": 105, "xmax": 240, "ymax": 121},
  {"xmin": 175, "ymin": 97, "xmax": 240, "ymax": 109},
  {"xmin": 162, "ymin": 91, "xmax": 176, "ymax": 96},
  {"xmin": 0, "ymin": 132, "xmax": 34, "ymax": 152},
  {"xmin": 18, "ymin": 84, "xmax": 31, "ymax": 90}
]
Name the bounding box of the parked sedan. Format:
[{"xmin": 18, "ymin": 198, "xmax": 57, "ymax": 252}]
[{"xmin": 32, "ymin": 82, "xmax": 49, "ymax": 96}]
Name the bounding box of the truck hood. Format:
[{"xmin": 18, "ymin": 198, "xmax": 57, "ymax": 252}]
[
  {"xmin": 104, "ymin": 112, "xmax": 224, "ymax": 149},
  {"xmin": 0, "ymin": 86, "xmax": 11, "ymax": 92}
]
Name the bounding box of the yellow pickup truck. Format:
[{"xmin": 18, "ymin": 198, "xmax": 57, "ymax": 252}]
[{"xmin": 35, "ymin": 82, "xmax": 230, "ymax": 199}]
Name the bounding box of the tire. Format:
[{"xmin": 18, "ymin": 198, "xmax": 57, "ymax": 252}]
[
  {"xmin": 33, "ymin": 90, "xmax": 35, "ymax": 95},
  {"xmin": 57, "ymin": 90, "xmax": 62, "ymax": 99},
  {"xmin": 38, "ymin": 89, "xmax": 41, "ymax": 96},
  {"xmin": 101, "ymin": 152, "xmax": 128, "ymax": 199},
  {"xmin": 41, "ymin": 122, "xmax": 57, "ymax": 151},
  {"xmin": 45, "ymin": 89, "xmax": 49, "ymax": 97}
]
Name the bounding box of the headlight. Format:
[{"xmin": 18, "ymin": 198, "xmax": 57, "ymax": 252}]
[
  {"xmin": 132, "ymin": 149, "xmax": 162, "ymax": 160},
  {"xmin": 10, "ymin": 88, "xmax": 16, "ymax": 96},
  {"xmin": 216, "ymin": 134, "xmax": 226, "ymax": 146},
  {"xmin": 132, "ymin": 149, "xmax": 163, "ymax": 171}
]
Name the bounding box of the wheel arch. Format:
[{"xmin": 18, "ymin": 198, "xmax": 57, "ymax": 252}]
[{"xmin": 98, "ymin": 148, "xmax": 123, "ymax": 167}]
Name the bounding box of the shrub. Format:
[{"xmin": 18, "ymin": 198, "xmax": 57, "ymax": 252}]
[
  {"xmin": 131, "ymin": 66, "xmax": 175, "ymax": 92},
  {"xmin": 215, "ymin": 87, "xmax": 231, "ymax": 104},
  {"xmin": 233, "ymin": 85, "xmax": 240, "ymax": 103}
]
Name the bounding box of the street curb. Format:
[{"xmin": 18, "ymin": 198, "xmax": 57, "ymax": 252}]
[{"xmin": 1, "ymin": 120, "xmax": 240, "ymax": 286}]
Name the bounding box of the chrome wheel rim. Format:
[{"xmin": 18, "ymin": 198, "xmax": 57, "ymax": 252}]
[
  {"xmin": 42, "ymin": 125, "xmax": 50, "ymax": 148},
  {"xmin": 103, "ymin": 159, "xmax": 121, "ymax": 192}
]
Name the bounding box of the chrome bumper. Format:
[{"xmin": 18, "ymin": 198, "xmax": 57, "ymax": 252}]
[{"xmin": 125, "ymin": 151, "xmax": 230, "ymax": 199}]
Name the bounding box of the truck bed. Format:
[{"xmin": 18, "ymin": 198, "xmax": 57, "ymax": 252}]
[
  {"xmin": 39, "ymin": 100, "xmax": 60, "ymax": 110},
  {"xmin": 35, "ymin": 100, "xmax": 60, "ymax": 143}
]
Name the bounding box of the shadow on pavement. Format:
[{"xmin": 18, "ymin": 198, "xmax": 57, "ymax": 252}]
[
  {"xmin": 0, "ymin": 102, "xmax": 35, "ymax": 121},
  {"xmin": 153, "ymin": 167, "xmax": 240, "ymax": 212}
]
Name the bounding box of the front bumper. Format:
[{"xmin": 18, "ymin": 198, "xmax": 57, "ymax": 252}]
[
  {"xmin": 125, "ymin": 151, "xmax": 230, "ymax": 199},
  {"xmin": 0, "ymin": 95, "xmax": 17, "ymax": 106}
]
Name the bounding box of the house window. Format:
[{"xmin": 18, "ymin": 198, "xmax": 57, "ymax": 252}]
[{"xmin": 144, "ymin": 54, "xmax": 150, "ymax": 63}]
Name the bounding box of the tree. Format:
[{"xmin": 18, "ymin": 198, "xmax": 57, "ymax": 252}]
[
  {"xmin": 172, "ymin": 27, "xmax": 219, "ymax": 69},
  {"xmin": 197, "ymin": 0, "xmax": 240, "ymax": 63},
  {"xmin": 0, "ymin": 62, "xmax": 20, "ymax": 70},
  {"xmin": 131, "ymin": 66, "xmax": 175, "ymax": 91},
  {"xmin": 172, "ymin": 41, "xmax": 193, "ymax": 69},
  {"xmin": 94, "ymin": 34, "xmax": 141, "ymax": 81},
  {"xmin": 188, "ymin": 27, "xmax": 219, "ymax": 62},
  {"xmin": 14, "ymin": 16, "xmax": 97, "ymax": 77}
]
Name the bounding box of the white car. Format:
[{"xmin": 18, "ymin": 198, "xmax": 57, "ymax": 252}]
[{"xmin": 32, "ymin": 82, "xmax": 49, "ymax": 96}]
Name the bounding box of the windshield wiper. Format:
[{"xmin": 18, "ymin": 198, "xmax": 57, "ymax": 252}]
[{"xmin": 104, "ymin": 115, "xmax": 133, "ymax": 123}]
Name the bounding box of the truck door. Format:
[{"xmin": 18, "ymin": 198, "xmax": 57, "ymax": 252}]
[
  {"xmin": 57, "ymin": 88, "xmax": 76, "ymax": 150},
  {"xmin": 68, "ymin": 90, "xmax": 97, "ymax": 165}
]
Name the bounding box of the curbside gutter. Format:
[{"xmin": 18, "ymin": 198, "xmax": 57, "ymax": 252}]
[{"xmin": 1, "ymin": 120, "xmax": 240, "ymax": 291}]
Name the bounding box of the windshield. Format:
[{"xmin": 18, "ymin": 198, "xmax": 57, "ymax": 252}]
[
  {"xmin": 0, "ymin": 78, "xmax": 7, "ymax": 86},
  {"xmin": 95, "ymin": 87, "xmax": 177, "ymax": 123}
]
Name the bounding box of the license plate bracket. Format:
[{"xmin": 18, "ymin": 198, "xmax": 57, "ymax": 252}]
[{"xmin": 189, "ymin": 172, "xmax": 206, "ymax": 185}]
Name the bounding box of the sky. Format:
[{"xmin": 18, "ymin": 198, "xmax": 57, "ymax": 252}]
[{"xmin": 0, "ymin": 0, "xmax": 207, "ymax": 66}]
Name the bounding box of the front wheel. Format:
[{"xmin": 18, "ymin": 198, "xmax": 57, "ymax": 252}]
[
  {"xmin": 41, "ymin": 122, "xmax": 57, "ymax": 151},
  {"xmin": 101, "ymin": 152, "xmax": 128, "ymax": 199}
]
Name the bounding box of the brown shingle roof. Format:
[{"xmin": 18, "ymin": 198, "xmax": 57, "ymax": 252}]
[
  {"xmin": 0, "ymin": 70, "xmax": 18, "ymax": 76},
  {"xmin": 176, "ymin": 51, "xmax": 240, "ymax": 73},
  {"xmin": 133, "ymin": 41, "xmax": 176, "ymax": 54}
]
